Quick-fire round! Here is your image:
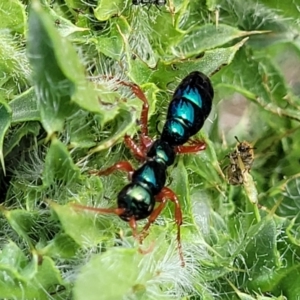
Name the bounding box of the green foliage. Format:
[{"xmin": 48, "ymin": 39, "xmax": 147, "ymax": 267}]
[{"xmin": 0, "ymin": 0, "xmax": 300, "ymax": 299}]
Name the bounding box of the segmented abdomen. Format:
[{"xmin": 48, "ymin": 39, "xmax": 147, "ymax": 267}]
[{"xmin": 161, "ymin": 71, "xmax": 214, "ymax": 146}]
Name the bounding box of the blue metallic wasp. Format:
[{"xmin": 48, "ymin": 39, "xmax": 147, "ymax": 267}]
[{"xmin": 73, "ymin": 72, "xmax": 214, "ymax": 265}]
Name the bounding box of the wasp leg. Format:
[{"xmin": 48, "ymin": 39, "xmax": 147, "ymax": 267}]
[
  {"xmin": 175, "ymin": 139, "xmax": 206, "ymax": 154},
  {"xmin": 139, "ymin": 186, "xmax": 184, "ymax": 267}
]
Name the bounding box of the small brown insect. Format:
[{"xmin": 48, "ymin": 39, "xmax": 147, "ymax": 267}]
[{"xmin": 226, "ymin": 136, "xmax": 254, "ymax": 185}]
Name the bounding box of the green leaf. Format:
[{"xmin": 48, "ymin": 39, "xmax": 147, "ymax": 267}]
[
  {"xmin": 74, "ymin": 248, "xmax": 143, "ymax": 300},
  {"xmin": 94, "ymin": 0, "xmax": 124, "ymax": 21},
  {"xmin": 0, "ymin": 242, "xmax": 64, "ymax": 299},
  {"xmin": 0, "ymin": 0, "xmax": 26, "ymax": 34},
  {"xmin": 3, "ymin": 122, "xmax": 40, "ymax": 158},
  {"xmin": 148, "ymin": 38, "xmax": 248, "ymax": 89},
  {"xmin": 49, "ymin": 201, "xmax": 115, "ymax": 247},
  {"xmin": 88, "ymin": 108, "xmax": 137, "ymax": 154},
  {"xmin": 32, "ymin": 256, "xmax": 64, "ymax": 295},
  {"xmin": 27, "ymin": 0, "xmax": 108, "ymax": 136},
  {"xmin": 9, "ymin": 88, "xmax": 39, "ymax": 123},
  {"xmin": 273, "ymin": 264, "xmax": 300, "ymax": 299},
  {"xmin": 1, "ymin": 208, "xmax": 37, "ymax": 248},
  {"xmin": 39, "ymin": 1, "xmax": 90, "ymax": 37},
  {"xmin": 237, "ymin": 217, "xmax": 279, "ymax": 291},
  {"xmin": 244, "ymin": 218, "xmax": 278, "ymax": 270},
  {"xmin": 259, "ymin": 0, "xmax": 300, "ymax": 28},
  {"xmin": 216, "ymin": 48, "xmax": 300, "ymax": 121},
  {"xmin": 171, "ymin": 24, "xmax": 265, "ymax": 58},
  {"xmin": 0, "ymin": 31, "xmax": 29, "ymax": 94},
  {"xmin": 38, "ymin": 233, "xmax": 79, "ymax": 258},
  {"xmin": 0, "ymin": 99, "xmax": 11, "ymax": 174},
  {"xmin": 169, "ymin": 159, "xmax": 191, "ymax": 218},
  {"xmin": 27, "ymin": 1, "xmax": 77, "ymax": 135},
  {"xmin": 43, "ymin": 138, "xmax": 81, "ymax": 187},
  {"xmin": 0, "ymin": 242, "xmax": 27, "ymax": 279},
  {"xmin": 92, "ymin": 17, "xmax": 129, "ymax": 60},
  {"xmin": 190, "ymin": 134, "xmax": 225, "ymax": 186}
]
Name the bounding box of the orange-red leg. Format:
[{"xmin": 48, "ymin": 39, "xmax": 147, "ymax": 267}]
[
  {"xmin": 128, "ymin": 216, "xmax": 138, "ymax": 238},
  {"xmin": 116, "ymin": 80, "xmax": 154, "ymax": 158},
  {"xmin": 89, "ymin": 161, "xmax": 135, "ymax": 179},
  {"xmin": 124, "ymin": 134, "xmax": 149, "ymax": 161},
  {"xmin": 100, "ymin": 77, "xmax": 151, "ymax": 148},
  {"xmin": 175, "ymin": 139, "xmax": 206, "ymax": 154},
  {"xmin": 127, "ymin": 83, "xmax": 149, "ymax": 137},
  {"xmin": 72, "ymin": 204, "xmax": 125, "ymax": 217},
  {"xmin": 72, "ymin": 205, "xmax": 139, "ymax": 237},
  {"xmin": 139, "ymin": 198, "xmax": 168, "ymax": 242},
  {"xmin": 116, "ymin": 81, "xmax": 150, "ymax": 137},
  {"xmin": 139, "ymin": 186, "xmax": 185, "ymax": 266}
]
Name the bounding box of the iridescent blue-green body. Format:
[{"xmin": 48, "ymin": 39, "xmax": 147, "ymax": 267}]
[
  {"xmin": 77, "ymin": 71, "xmax": 213, "ymax": 266},
  {"xmin": 118, "ymin": 160, "xmax": 168, "ymax": 221},
  {"xmin": 118, "ymin": 71, "xmax": 213, "ymax": 223},
  {"xmin": 161, "ymin": 71, "xmax": 214, "ymax": 146}
]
